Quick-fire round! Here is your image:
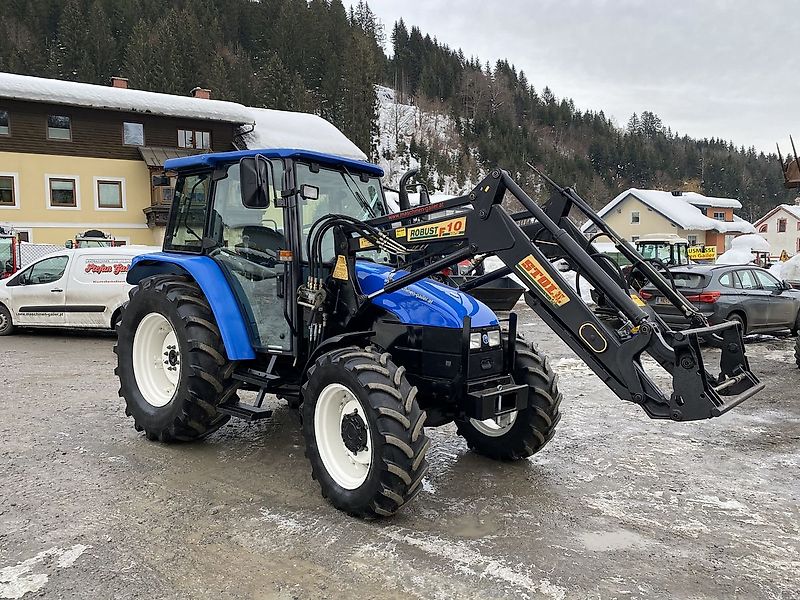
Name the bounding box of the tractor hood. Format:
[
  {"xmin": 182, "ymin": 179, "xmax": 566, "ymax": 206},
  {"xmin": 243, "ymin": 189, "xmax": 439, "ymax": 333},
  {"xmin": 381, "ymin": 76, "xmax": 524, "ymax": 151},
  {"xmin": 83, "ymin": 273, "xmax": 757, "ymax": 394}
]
[{"xmin": 356, "ymin": 261, "xmax": 498, "ymax": 329}]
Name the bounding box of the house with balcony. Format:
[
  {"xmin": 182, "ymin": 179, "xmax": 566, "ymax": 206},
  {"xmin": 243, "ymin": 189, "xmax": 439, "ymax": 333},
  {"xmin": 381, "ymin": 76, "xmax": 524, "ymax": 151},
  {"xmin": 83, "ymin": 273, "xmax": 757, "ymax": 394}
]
[
  {"xmin": 0, "ymin": 72, "xmax": 365, "ymax": 246},
  {"xmin": 581, "ymin": 188, "xmax": 756, "ymax": 252}
]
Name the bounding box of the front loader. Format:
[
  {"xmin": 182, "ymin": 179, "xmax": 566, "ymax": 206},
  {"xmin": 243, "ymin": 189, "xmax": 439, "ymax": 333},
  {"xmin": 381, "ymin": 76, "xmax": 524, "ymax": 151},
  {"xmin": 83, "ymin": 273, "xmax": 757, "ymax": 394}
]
[{"xmin": 115, "ymin": 148, "xmax": 763, "ymax": 518}]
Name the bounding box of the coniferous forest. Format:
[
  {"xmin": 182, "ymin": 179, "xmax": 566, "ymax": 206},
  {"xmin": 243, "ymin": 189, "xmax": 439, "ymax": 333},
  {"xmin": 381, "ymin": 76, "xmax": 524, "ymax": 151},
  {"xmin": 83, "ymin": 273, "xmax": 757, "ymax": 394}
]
[{"xmin": 0, "ymin": 0, "xmax": 792, "ymax": 216}]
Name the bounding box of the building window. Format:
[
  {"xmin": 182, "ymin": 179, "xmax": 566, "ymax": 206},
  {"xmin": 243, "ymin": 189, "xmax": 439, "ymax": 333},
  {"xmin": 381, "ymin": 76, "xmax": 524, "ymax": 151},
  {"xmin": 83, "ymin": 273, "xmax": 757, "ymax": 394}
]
[
  {"xmin": 47, "ymin": 115, "xmax": 71, "ymax": 140},
  {"xmin": 778, "ymin": 219, "xmax": 787, "ymax": 233},
  {"xmin": 178, "ymin": 129, "xmax": 211, "ymax": 149},
  {"xmin": 758, "ymin": 223, "xmax": 768, "ymax": 233},
  {"xmin": 713, "ymin": 211, "xmax": 726, "ymax": 220},
  {"xmin": 95, "ymin": 178, "xmax": 125, "ymax": 209},
  {"xmin": 797, "ymin": 221, "xmax": 800, "ymax": 231},
  {"xmin": 123, "ymin": 122, "xmax": 145, "ymax": 146},
  {"xmin": 687, "ymin": 235, "xmax": 698, "ymax": 245},
  {"xmin": 47, "ymin": 176, "xmax": 79, "ymax": 209},
  {"xmin": 630, "ymin": 235, "xmax": 639, "ymax": 242},
  {"xmin": 0, "ymin": 110, "xmax": 9, "ymax": 135},
  {"xmin": 0, "ymin": 174, "xmax": 17, "ymax": 207},
  {"xmin": 631, "ymin": 211, "xmax": 639, "ymax": 224}
]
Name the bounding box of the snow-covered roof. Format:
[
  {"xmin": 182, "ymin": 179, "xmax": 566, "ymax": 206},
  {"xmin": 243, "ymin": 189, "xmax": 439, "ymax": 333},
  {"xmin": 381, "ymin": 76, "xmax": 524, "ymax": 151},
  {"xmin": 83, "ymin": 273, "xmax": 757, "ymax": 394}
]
[
  {"xmin": 241, "ymin": 108, "xmax": 366, "ymax": 161},
  {"xmin": 0, "ymin": 72, "xmax": 254, "ymax": 124},
  {"xmin": 678, "ymin": 192, "xmax": 741, "ymax": 209},
  {"xmin": 582, "ymin": 188, "xmax": 755, "ymax": 234},
  {"xmin": 754, "ymin": 203, "xmax": 800, "ymax": 226},
  {"xmin": 0, "ymin": 72, "xmax": 369, "ymax": 160}
]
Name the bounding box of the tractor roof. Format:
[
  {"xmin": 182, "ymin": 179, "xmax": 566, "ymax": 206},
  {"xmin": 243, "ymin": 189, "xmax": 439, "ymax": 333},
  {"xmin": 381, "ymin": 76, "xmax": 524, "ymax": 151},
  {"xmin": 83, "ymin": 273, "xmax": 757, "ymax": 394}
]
[{"xmin": 164, "ymin": 148, "xmax": 384, "ymax": 177}]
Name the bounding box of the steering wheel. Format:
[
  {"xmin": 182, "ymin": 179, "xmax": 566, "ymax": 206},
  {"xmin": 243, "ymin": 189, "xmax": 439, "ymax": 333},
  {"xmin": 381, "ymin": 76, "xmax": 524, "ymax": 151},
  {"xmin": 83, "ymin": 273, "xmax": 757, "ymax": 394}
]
[
  {"xmin": 235, "ymin": 245, "xmax": 278, "ymax": 268},
  {"xmin": 212, "ymin": 248, "xmax": 276, "ymax": 281},
  {"xmin": 626, "ymin": 257, "xmax": 676, "ymax": 292}
]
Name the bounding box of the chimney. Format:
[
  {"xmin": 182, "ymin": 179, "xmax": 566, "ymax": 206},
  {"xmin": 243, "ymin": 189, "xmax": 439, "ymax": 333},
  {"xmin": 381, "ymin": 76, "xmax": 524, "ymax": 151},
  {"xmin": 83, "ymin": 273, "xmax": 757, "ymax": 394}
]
[
  {"xmin": 670, "ymin": 190, "xmax": 683, "ymax": 197},
  {"xmin": 191, "ymin": 87, "xmax": 211, "ymax": 100},
  {"xmin": 111, "ymin": 76, "xmax": 129, "ymax": 89}
]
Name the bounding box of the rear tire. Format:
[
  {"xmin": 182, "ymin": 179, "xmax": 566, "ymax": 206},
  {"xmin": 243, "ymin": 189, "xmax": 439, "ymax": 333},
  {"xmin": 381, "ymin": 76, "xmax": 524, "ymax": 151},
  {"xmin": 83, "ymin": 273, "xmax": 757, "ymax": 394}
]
[
  {"xmin": 455, "ymin": 339, "xmax": 562, "ymax": 460},
  {"xmin": 0, "ymin": 304, "xmax": 14, "ymax": 336},
  {"xmin": 708, "ymin": 313, "xmax": 745, "ymax": 348},
  {"xmin": 114, "ymin": 275, "xmax": 235, "ymax": 442},
  {"xmin": 302, "ymin": 346, "xmax": 429, "ymax": 517}
]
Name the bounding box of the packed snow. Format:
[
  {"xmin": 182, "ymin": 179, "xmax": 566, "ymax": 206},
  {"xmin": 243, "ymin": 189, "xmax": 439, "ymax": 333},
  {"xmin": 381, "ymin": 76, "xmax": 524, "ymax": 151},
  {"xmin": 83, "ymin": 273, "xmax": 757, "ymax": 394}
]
[
  {"xmin": 583, "ymin": 189, "xmax": 755, "ymax": 234},
  {"xmin": 716, "ymin": 233, "xmax": 771, "ymax": 265},
  {"xmin": 0, "ymin": 72, "xmax": 254, "ymax": 124},
  {"xmin": 769, "ymin": 254, "xmax": 800, "ymax": 282},
  {"xmin": 242, "ymin": 107, "xmax": 367, "ymax": 161}
]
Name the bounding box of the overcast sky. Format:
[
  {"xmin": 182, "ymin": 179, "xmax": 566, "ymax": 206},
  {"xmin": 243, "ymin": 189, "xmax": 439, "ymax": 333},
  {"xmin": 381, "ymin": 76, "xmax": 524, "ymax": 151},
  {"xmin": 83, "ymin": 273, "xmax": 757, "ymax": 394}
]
[{"xmin": 351, "ymin": 0, "xmax": 797, "ymax": 155}]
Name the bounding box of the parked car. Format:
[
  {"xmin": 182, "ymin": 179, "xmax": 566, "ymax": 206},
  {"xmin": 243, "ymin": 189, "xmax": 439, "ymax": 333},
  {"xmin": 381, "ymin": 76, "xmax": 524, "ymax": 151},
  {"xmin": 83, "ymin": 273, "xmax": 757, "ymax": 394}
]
[
  {"xmin": 0, "ymin": 246, "xmax": 160, "ymax": 336},
  {"xmin": 640, "ymin": 264, "xmax": 800, "ymax": 340}
]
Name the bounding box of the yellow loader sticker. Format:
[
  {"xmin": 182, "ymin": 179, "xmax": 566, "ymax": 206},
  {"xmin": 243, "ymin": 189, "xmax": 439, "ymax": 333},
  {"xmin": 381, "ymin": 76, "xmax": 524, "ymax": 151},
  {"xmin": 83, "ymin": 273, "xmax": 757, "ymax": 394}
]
[
  {"xmin": 406, "ymin": 217, "xmax": 466, "ymax": 242},
  {"xmin": 515, "ymin": 255, "xmax": 571, "ymax": 306}
]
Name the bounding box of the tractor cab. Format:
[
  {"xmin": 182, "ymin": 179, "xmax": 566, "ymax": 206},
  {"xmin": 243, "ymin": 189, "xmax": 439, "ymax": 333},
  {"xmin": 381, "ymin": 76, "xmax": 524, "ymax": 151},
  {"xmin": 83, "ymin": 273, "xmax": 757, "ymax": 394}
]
[
  {"xmin": 67, "ymin": 229, "xmax": 122, "ymax": 248},
  {"xmin": 635, "ymin": 234, "xmax": 690, "ymax": 267}
]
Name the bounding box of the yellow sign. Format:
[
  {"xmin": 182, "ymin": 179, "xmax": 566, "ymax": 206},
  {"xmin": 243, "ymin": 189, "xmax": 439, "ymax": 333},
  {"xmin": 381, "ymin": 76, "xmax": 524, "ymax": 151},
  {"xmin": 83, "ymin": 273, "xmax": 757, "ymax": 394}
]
[
  {"xmin": 688, "ymin": 245, "xmax": 717, "ymax": 261},
  {"xmin": 780, "ymin": 250, "xmax": 789, "ymax": 262},
  {"xmin": 358, "ymin": 237, "xmax": 375, "ymax": 250},
  {"xmin": 406, "ymin": 217, "xmax": 466, "ymax": 242},
  {"xmin": 394, "ymin": 227, "xmax": 407, "ymax": 239},
  {"xmin": 630, "ymin": 293, "xmax": 646, "ymax": 307},
  {"xmin": 332, "ymin": 255, "xmax": 349, "ymax": 280},
  {"xmin": 515, "ymin": 255, "xmax": 571, "ymax": 306}
]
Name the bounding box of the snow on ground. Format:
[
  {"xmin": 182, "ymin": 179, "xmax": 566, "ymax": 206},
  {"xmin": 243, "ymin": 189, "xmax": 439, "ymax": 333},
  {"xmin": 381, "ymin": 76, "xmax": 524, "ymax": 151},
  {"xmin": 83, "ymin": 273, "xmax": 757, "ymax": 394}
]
[
  {"xmin": 716, "ymin": 234, "xmax": 771, "ymax": 265},
  {"xmin": 770, "ymin": 254, "xmax": 800, "ymax": 282}
]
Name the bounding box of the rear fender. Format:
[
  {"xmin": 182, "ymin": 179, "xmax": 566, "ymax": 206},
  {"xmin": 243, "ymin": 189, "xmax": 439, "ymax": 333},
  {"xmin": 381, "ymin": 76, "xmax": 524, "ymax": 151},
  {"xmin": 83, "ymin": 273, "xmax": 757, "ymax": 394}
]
[
  {"xmin": 127, "ymin": 253, "xmax": 256, "ymax": 360},
  {"xmin": 301, "ymin": 330, "xmax": 376, "ymax": 380}
]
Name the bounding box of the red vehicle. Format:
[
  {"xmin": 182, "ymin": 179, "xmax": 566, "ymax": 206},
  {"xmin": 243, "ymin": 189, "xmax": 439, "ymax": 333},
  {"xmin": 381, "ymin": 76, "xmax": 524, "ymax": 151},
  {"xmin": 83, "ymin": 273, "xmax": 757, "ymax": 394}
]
[{"xmin": 0, "ymin": 227, "xmax": 19, "ymax": 279}]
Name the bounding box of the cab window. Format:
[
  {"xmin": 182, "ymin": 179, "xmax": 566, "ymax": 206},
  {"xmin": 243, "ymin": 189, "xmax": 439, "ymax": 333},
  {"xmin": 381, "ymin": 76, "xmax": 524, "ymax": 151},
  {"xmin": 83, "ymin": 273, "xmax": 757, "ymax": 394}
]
[
  {"xmin": 164, "ymin": 173, "xmax": 211, "ymax": 252},
  {"xmin": 13, "ymin": 256, "xmax": 69, "ymax": 286},
  {"xmin": 737, "ymin": 269, "xmax": 758, "ymax": 290},
  {"xmin": 718, "ymin": 272, "xmax": 740, "ymax": 289}
]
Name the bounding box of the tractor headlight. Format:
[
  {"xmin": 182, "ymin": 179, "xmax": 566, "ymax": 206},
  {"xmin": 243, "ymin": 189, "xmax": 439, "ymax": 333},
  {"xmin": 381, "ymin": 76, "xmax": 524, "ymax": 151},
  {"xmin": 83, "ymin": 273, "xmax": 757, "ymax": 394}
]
[
  {"xmin": 470, "ymin": 332, "xmax": 482, "ymax": 350},
  {"xmin": 487, "ymin": 329, "xmax": 501, "ymax": 347}
]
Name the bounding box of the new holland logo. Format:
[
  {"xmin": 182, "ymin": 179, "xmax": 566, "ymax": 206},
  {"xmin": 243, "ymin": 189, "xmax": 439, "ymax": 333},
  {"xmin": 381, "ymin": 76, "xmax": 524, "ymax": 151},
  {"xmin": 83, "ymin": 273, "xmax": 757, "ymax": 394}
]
[
  {"xmin": 515, "ymin": 255, "xmax": 570, "ymax": 306},
  {"xmin": 407, "ymin": 217, "xmax": 466, "ymax": 242}
]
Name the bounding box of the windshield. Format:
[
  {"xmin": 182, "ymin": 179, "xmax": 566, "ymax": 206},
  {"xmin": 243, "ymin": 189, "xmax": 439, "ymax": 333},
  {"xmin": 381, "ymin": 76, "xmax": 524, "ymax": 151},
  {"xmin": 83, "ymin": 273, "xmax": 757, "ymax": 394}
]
[
  {"xmin": 638, "ymin": 242, "xmax": 673, "ymax": 264},
  {"xmin": 295, "ymin": 162, "xmax": 387, "ymax": 260}
]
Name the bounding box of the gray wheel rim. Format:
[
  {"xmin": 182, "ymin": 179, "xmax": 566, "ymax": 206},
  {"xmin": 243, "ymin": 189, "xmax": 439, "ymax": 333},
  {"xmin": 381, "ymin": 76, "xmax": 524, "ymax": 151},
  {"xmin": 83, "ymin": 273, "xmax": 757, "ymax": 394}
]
[{"xmin": 0, "ymin": 310, "xmax": 9, "ymax": 332}]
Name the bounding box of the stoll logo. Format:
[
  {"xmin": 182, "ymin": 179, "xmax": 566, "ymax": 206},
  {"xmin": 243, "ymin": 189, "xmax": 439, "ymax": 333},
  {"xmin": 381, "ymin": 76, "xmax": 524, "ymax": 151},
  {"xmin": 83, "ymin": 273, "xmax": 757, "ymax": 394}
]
[{"xmin": 515, "ymin": 254, "xmax": 570, "ymax": 307}]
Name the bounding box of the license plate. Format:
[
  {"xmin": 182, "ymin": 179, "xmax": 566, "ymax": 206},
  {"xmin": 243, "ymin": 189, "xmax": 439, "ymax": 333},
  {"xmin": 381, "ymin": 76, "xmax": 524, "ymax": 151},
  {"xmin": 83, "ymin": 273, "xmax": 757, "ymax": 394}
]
[{"xmin": 656, "ymin": 296, "xmax": 671, "ymax": 305}]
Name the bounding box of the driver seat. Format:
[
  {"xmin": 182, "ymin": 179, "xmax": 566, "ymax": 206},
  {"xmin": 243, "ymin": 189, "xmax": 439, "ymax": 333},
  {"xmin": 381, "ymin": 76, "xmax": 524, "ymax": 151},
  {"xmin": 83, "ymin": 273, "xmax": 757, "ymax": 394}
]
[{"xmin": 237, "ymin": 225, "xmax": 285, "ymax": 256}]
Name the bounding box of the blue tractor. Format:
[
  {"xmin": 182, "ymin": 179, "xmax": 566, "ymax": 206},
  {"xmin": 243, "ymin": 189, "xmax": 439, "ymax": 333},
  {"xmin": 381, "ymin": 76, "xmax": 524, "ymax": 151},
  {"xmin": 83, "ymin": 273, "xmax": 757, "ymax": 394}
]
[{"xmin": 116, "ymin": 149, "xmax": 764, "ymax": 517}]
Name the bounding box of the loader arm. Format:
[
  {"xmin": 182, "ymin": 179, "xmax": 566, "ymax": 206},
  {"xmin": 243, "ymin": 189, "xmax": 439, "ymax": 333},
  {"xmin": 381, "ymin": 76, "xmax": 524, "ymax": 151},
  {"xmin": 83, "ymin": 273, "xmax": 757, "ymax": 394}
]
[{"xmin": 335, "ymin": 168, "xmax": 763, "ymax": 422}]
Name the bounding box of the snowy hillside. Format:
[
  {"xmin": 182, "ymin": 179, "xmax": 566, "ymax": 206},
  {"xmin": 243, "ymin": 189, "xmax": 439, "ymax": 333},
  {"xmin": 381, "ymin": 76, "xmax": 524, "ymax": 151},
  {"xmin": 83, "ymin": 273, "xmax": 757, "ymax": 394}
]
[{"xmin": 375, "ymin": 85, "xmax": 479, "ymax": 194}]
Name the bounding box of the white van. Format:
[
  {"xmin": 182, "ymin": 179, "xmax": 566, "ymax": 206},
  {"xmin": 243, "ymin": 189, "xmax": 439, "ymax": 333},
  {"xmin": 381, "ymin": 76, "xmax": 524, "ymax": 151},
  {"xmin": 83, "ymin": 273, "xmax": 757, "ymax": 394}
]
[{"xmin": 0, "ymin": 246, "xmax": 160, "ymax": 335}]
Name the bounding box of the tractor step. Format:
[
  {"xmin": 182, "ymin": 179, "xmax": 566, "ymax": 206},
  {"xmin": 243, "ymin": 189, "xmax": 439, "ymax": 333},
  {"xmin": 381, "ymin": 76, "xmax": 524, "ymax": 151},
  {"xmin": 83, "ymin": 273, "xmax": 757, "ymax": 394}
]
[{"xmin": 217, "ymin": 401, "xmax": 273, "ymax": 421}]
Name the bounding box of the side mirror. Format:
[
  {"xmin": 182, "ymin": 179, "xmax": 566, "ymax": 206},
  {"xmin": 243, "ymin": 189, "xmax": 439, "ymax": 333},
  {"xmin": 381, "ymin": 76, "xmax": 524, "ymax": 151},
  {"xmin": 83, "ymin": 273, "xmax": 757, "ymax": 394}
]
[
  {"xmin": 397, "ymin": 168, "xmax": 419, "ymax": 212},
  {"xmin": 65, "ymin": 240, "xmax": 73, "ymax": 249},
  {"xmin": 783, "ymin": 280, "xmax": 792, "ymax": 290},
  {"xmin": 240, "ymin": 156, "xmax": 273, "ymax": 209},
  {"xmin": 300, "ymin": 184, "xmax": 319, "ymax": 200},
  {"xmin": 152, "ymin": 174, "xmax": 171, "ymax": 187}
]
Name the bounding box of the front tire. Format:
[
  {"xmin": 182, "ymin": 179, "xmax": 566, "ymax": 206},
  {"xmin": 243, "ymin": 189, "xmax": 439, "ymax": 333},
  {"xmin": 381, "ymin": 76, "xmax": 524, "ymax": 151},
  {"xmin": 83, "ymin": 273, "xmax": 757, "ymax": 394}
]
[
  {"xmin": 455, "ymin": 339, "xmax": 562, "ymax": 460},
  {"xmin": 302, "ymin": 347, "xmax": 429, "ymax": 517},
  {"xmin": 115, "ymin": 275, "xmax": 235, "ymax": 442},
  {"xmin": 0, "ymin": 304, "xmax": 14, "ymax": 336}
]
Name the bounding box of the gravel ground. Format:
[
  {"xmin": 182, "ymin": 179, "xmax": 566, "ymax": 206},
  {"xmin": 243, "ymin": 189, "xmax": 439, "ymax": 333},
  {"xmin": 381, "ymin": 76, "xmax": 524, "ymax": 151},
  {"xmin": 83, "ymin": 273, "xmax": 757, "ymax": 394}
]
[{"xmin": 1, "ymin": 306, "xmax": 799, "ymax": 599}]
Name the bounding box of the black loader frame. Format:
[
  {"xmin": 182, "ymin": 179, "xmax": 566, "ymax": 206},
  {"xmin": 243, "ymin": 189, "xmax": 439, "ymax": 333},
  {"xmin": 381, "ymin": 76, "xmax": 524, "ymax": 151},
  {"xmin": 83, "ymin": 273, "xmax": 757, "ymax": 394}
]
[{"xmin": 329, "ymin": 167, "xmax": 764, "ymax": 421}]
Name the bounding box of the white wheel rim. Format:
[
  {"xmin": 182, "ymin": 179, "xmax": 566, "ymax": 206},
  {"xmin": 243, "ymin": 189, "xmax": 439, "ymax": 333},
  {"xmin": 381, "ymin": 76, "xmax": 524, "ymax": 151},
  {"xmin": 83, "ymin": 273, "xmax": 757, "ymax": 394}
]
[
  {"xmin": 132, "ymin": 312, "xmax": 181, "ymax": 408},
  {"xmin": 470, "ymin": 411, "xmax": 518, "ymax": 437},
  {"xmin": 314, "ymin": 383, "xmax": 372, "ymax": 490}
]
